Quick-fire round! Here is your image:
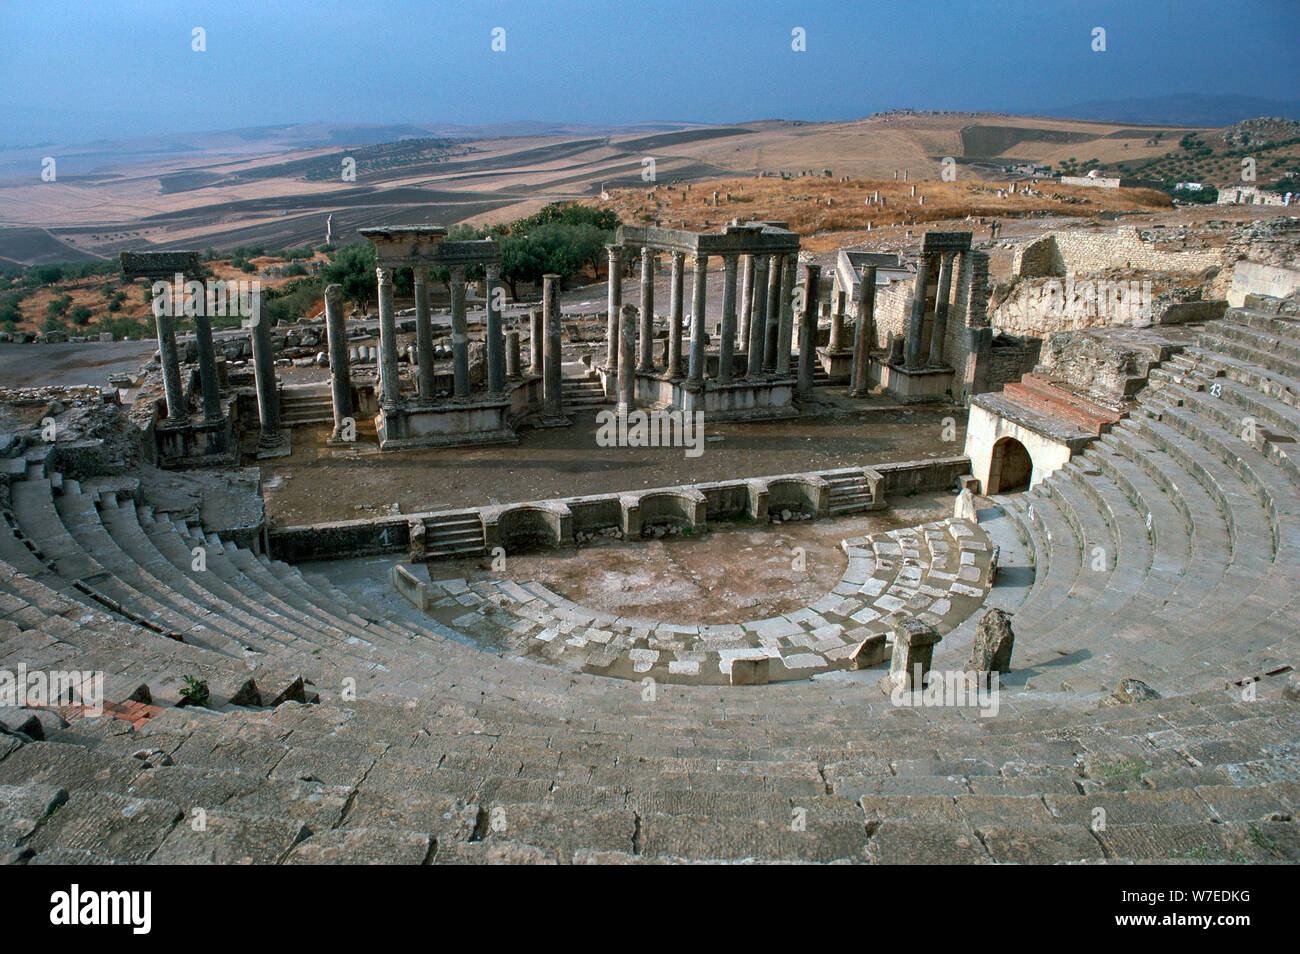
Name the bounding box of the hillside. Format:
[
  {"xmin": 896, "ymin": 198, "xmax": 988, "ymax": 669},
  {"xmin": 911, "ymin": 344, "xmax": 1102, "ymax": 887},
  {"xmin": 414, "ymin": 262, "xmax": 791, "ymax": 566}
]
[{"xmin": 0, "ymin": 112, "xmax": 1238, "ymax": 266}]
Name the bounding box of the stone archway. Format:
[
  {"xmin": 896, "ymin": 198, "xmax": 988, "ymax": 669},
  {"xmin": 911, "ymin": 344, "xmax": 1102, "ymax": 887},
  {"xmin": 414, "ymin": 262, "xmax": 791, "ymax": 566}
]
[{"xmin": 987, "ymin": 436, "xmax": 1033, "ymax": 493}]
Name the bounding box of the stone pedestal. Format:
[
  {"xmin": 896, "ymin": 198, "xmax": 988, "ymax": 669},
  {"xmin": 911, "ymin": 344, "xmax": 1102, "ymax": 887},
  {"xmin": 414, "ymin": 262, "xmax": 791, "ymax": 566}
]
[
  {"xmin": 376, "ymin": 397, "xmax": 516, "ymax": 451},
  {"xmin": 879, "ymin": 363, "xmax": 955, "ymax": 404},
  {"xmin": 154, "ymin": 414, "xmax": 239, "ymax": 469},
  {"xmin": 881, "ymin": 617, "xmax": 942, "ymax": 695},
  {"xmin": 817, "ymin": 348, "xmax": 854, "ymax": 384}
]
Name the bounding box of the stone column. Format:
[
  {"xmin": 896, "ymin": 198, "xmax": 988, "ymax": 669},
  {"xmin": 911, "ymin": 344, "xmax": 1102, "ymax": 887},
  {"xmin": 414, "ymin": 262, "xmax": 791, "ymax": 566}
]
[
  {"xmin": 153, "ymin": 292, "xmax": 185, "ymax": 420},
  {"xmin": 191, "ymin": 311, "xmax": 221, "ymax": 421},
  {"xmin": 542, "ymin": 273, "xmax": 563, "ymax": 419},
  {"xmin": 324, "ymin": 283, "xmax": 352, "ymax": 441},
  {"xmin": 851, "ymin": 266, "xmax": 877, "ymax": 397},
  {"xmin": 413, "ymin": 266, "xmax": 435, "ymax": 400},
  {"xmin": 505, "ymin": 329, "xmax": 521, "ymax": 378},
  {"xmin": 737, "ymin": 254, "xmax": 753, "ymax": 349},
  {"xmin": 718, "ymin": 254, "xmax": 739, "ymax": 384},
  {"xmin": 485, "ymin": 263, "xmax": 505, "ymax": 394},
  {"xmin": 904, "ymin": 255, "xmax": 933, "ymax": 370},
  {"xmin": 180, "ymin": 279, "xmax": 220, "ymax": 422},
  {"xmin": 376, "ymin": 265, "xmax": 401, "ymax": 409},
  {"xmin": 763, "ymin": 254, "xmax": 783, "ymax": 371},
  {"xmin": 797, "ymin": 264, "xmax": 821, "ymax": 397},
  {"xmin": 927, "ymin": 251, "xmax": 956, "ymax": 368},
  {"xmin": 829, "ymin": 290, "xmax": 846, "ymax": 352},
  {"xmin": 746, "ymin": 255, "xmax": 770, "ymax": 379},
  {"xmin": 667, "ymin": 251, "xmax": 685, "ymax": 378},
  {"xmin": 776, "ymin": 254, "xmax": 797, "ymax": 376},
  {"xmin": 687, "ymin": 253, "xmax": 708, "ymax": 386},
  {"xmin": 638, "ymin": 246, "xmax": 655, "ymax": 372},
  {"xmin": 618, "ymin": 303, "xmax": 636, "ymax": 414},
  {"xmin": 449, "ymin": 266, "xmax": 470, "ymax": 399},
  {"xmin": 529, "ymin": 307, "xmax": 543, "ymax": 375},
  {"xmin": 605, "ymin": 245, "xmax": 622, "ymax": 371},
  {"xmin": 249, "ymin": 289, "xmax": 283, "ymax": 450}
]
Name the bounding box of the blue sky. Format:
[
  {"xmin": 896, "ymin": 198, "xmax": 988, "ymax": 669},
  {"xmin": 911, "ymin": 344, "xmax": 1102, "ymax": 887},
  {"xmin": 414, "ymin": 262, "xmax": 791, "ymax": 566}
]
[{"xmin": 1, "ymin": 0, "xmax": 1296, "ymax": 142}]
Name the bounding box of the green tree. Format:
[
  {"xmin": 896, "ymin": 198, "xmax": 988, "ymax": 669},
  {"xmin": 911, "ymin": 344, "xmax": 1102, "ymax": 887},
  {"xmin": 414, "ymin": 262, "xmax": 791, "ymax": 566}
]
[{"xmin": 46, "ymin": 294, "xmax": 72, "ymax": 318}]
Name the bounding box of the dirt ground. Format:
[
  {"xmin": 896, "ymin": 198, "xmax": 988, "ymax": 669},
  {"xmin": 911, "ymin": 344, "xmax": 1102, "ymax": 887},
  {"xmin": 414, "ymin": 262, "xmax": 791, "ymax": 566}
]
[
  {"xmin": 262, "ymin": 397, "xmax": 965, "ymax": 526},
  {"xmin": 0, "ymin": 340, "xmax": 156, "ymax": 388},
  {"xmin": 418, "ymin": 491, "xmax": 951, "ymax": 624}
]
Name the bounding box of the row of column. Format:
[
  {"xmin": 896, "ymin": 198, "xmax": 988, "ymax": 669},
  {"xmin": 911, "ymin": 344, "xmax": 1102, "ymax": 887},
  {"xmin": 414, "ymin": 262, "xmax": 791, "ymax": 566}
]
[
  {"xmin": 373, "ymin": 262, "xmax": 510, "ymax": 410},
  {"xmin": 903, "ymin": 250, "xmax": 958, "ymax": 371},
  {"xmin": 151, "ymin": 282, "xmax": 225, "ymax": 427},
  {"xmin": 604, "ymin": 245, "xmax": 816, "ymax": 404}
]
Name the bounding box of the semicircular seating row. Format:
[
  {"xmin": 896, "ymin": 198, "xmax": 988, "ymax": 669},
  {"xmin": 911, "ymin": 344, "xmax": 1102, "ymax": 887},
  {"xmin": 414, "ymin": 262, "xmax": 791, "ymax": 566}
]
[
  {"xmin": 0, "ymin": 298, "xmax": 1298, "ymax": 863},
  {"xmin": 406, "ymin": 519, "xmax": 995, "ymax": 685},
  {"xmin": 974, "ymin": 299, "xmax": 1300, "ymax": 695}
]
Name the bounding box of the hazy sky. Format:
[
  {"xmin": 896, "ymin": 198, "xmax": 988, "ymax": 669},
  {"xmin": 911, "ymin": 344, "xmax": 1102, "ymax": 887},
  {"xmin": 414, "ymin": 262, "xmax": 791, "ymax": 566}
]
[{"xmin": 2, "ymin": 0, "xmax": 1296, "ymax": 143}]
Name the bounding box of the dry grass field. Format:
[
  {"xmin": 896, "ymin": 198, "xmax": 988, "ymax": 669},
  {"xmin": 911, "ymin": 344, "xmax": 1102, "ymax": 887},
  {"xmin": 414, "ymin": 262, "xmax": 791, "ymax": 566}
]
[{"xmin": 0, "ymin": 112, "xmax": 1218, "ymax": 268}]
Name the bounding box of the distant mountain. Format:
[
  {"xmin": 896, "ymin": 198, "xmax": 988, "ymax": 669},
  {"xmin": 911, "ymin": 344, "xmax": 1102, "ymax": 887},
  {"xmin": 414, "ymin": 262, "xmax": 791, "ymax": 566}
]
[{"xmin": 1037, "ymin": 94, "xmax": 1300, "ymax": 127}]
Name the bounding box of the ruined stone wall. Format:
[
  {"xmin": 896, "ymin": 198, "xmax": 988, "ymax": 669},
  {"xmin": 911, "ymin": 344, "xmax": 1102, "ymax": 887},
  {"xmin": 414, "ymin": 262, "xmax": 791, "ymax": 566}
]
[
  {"xmin": 1229, "ymin": 261, "xmax": 1300, "ymax": 306},
  {"xmin": 858, "ymin": 280, "xmax": 911, "ymax": 353},
  {"xmin": 1011, "ymin": 228, "xmax": 1222, "ymax": 278},
  {"xmin": 987, "ymin": 340, "xmax": 1040, "ymax": 392}
]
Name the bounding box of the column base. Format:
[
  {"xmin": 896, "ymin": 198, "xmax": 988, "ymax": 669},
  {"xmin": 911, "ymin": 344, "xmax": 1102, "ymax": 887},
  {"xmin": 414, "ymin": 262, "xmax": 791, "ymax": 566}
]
[
  {"xmin": 154, "ymin": 414, "xmax": 238, "ymax": 469},
  {"xmin": 256, "ymin": 431, "xmax": 293, "ymax": 459}
]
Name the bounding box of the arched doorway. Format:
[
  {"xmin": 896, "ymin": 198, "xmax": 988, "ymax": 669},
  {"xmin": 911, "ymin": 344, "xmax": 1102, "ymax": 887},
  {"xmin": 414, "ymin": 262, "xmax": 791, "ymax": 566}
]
[{"xmin": 987, "ymin": 436, "xmax": 1033, "ymax": 493}]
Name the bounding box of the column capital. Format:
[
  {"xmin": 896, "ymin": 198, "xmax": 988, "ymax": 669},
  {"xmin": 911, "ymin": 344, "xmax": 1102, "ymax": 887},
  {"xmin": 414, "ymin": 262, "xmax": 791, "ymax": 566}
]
[
  {"xmin": 641, "ymin": 246, "xmax": 655, "ymax": 263},
  {"xmin": 325, "ymin": 283, "xmax": 342, "ymax": 303},
  {"xmin": 485, "ymin": 262, "xmax": 500, "ymax": 281},
  {"xmin": 450, "ymin": 264, "xmax": 466, "ymax": 281},
  {"xmin": 411, "ymin": 267, "xmax": 427, "ymax": 286},
  {"xmin": 695, "ymin": 252, "xmax": 710, "ymax": 268},
  {"xmin": 671, "ymin": 249, "xmax": 686, "ymax": 264},
  {"xmin": 376, "ymin": 265, "xmax": 392, "ymax": 284}
]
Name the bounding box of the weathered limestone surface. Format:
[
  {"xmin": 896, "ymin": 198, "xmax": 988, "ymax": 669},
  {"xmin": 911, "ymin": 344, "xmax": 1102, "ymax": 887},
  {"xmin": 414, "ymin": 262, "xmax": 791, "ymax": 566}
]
[{"xmin": 965, "ymin": 608, "xmax": 1014, "ymax": 682}]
